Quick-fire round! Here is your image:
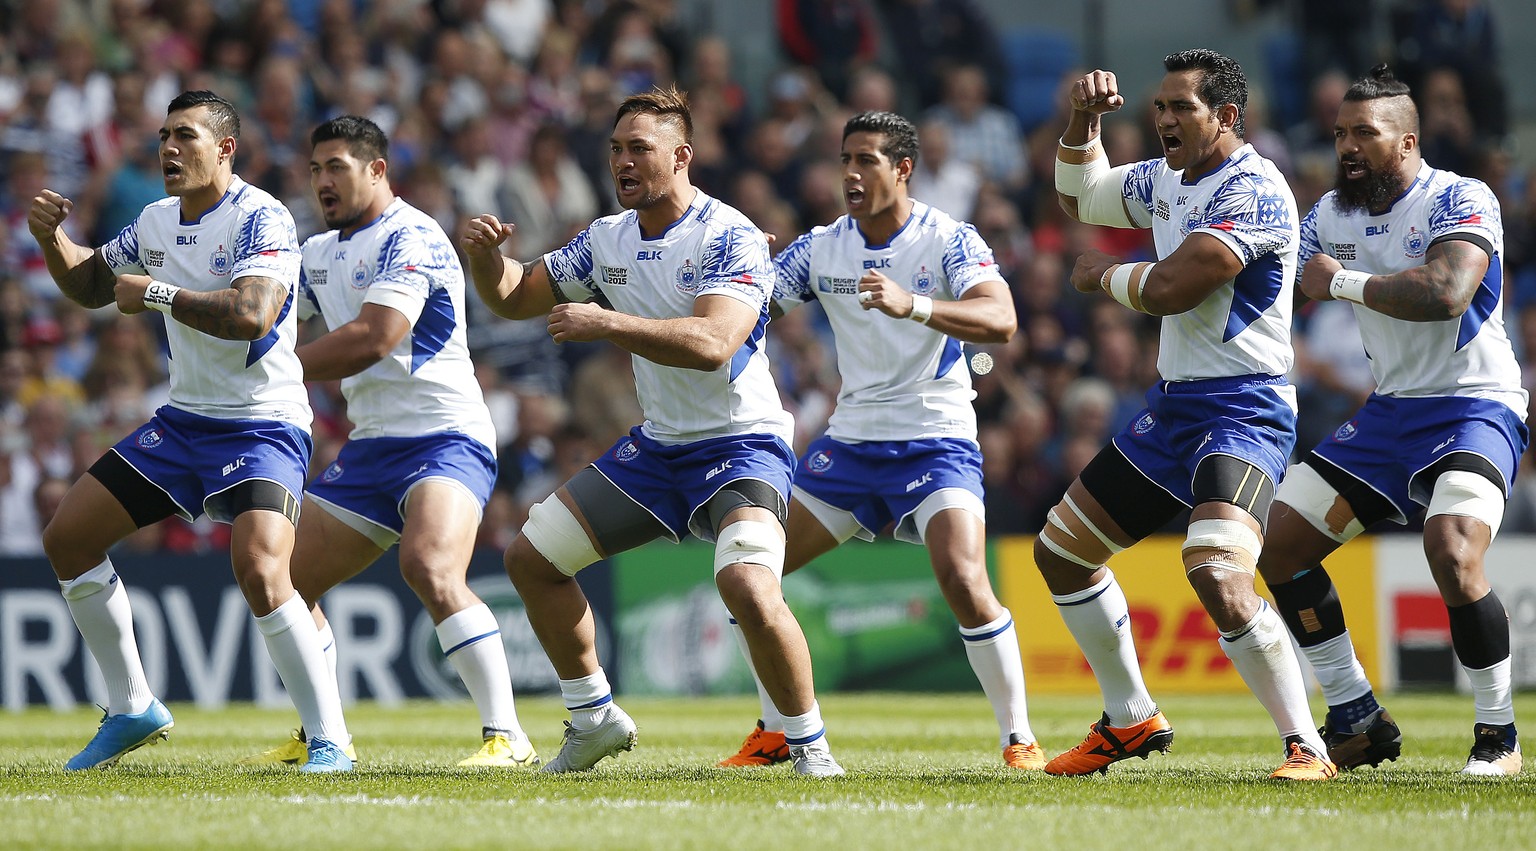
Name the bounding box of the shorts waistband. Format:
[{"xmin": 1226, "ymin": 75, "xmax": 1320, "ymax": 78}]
[{"xmin": 1161, "ymin": 373, "xmax": 1288, "ymax": 395}]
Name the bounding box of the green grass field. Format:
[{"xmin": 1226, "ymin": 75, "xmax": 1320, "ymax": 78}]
[{"xmin": 3, "ymin": 692, "xmax": 1532, "ymax": 850}]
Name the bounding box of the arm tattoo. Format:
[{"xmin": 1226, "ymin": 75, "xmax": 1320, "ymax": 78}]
[
  {"xmin": 1367, "ymin": 240, "xmax": 1487, "ymax": 322},
  {"xmin": 58, "ymin": 253, "xmax": 117, "ymax": 309},
  {"xmin": 174, "ymin": 277, "xmax": 287, "ymax": 340}
]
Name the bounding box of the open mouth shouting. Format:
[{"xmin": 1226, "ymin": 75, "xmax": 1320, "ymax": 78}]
[
  {"xmin": 845, "ymin": 185, "xmax": 866, "ymax": 212},
  {"xmin": 616, "ymin": 173, "xmax": 641, "ymax": 199},
  {"xmin": 1161, "ymin": 134, "xmax": 1183, "ymax": 159},
  {"xmin": 1340, "ymin": 159, "xmax": 1369, "ymax": 180},
  {"xmin": 162, "ymin": 161, "xmax": 184, "ymax": 184}
]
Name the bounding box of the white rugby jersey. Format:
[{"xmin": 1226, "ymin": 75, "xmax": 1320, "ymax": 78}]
[
  {"xmin": 1301, "ymin": 162, "xmax": 1527, "ymax": 416},
  {"xmin": 299, "ymin": 198, "xmax": 496, "ymax": 449},
  {"xmin": 1121, "ymin": 144, "xmax": 1298, "ymax": 383},
  {"xmin": 543, "ymin": 191, "xmax": 793, "ymax": 446},
  {"xmin": 102, "ymin": 176, "xmax": 311, "ymax": 426},
  {"xmin": 774, "ymin": 201, "xmax": 1002, "ymax": 443}
]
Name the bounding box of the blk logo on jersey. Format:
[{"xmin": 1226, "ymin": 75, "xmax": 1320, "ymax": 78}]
[
  {"xmin": 1333, "ymin": 420, "xmax": 1359, "ymax": 442},
  {"xmin": 862, "ymin": 258, "xmax": 890, "ymax": 270},
  {"xmin": 208, "ymin": 244, "xmax": 232, "ymax": 277},
  {"xmin": 807, "ymin": 450, "xmax": 833, "ymax": 474},
  {"xmin": 1403, "ymin": 226, "xmax": 1427, "ymax": 258},
  {"xmin": 1433, "ymin": 435, "xmax": 1457, "ymax": 453},
  {"xmin": 1366, "ymin": 224, "xmax": 1390, "ymax": 237},
  {"xmin": 137, "ymin": 428, "xmax": 164, "ymax": 449},
  {"xmin": 637, "ymin": 249, "xmax": 662, "ymax": 261},
  {"xmin": 177, "ymin": 234, "xmax": 198, "ymax": 245}
]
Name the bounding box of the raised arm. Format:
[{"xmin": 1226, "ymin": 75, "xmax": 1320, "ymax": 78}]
[
  {"xmin": 461, "ymin": 214, "xmax": 559, "ymax": 319},
  {"xmin": 297, "ymin": 302, "xmax": 412, "ymax": 380},
  {"xmin": 27, "ymin": 189, "xmax": 116, "ymax": 309},
  {"xmin": 1055, "ymin": 70, "xmax": 1139, "ymax": 228}
]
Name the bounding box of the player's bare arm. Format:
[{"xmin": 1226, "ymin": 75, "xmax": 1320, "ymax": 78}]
[
  {"xmin": 133, "ymin": 274, "xmax": 288, "ymax": 340},
  {"xmin": 27, "ymin": 189, "xmax": 117, "ymax": 309},
  {"xmin": 549, "ymin": 293, "xmax": 757, "ymax": 371},
  {"xmin": 858, "ymin": 273, "xmax": 1015, "ymax": 344},
  {"xmin": 1056, "ymin": 73, "xmax": 1137, "ymax": 227},
  {"xmin": 1317, "ymin": 239, "xmax": 1488, "ymax": 321},
  {"xmin": 461, "ymin": 214, "xmax": 559, "ymax": 319},
  {"xmin": 1074, "ymin": 234, "xmax": 1245, "ymax": 315},
  {"xmin": 297, "ymin": 301, "xmax": 412, "ymax": 381}
]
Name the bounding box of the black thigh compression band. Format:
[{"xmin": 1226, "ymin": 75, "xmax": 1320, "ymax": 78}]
[
  {"xmin": 1077, "ymin": 442, "xmax": 1186, "ymax": 542},
  {"xmin": 1192, "ymin": 453, "xmax": 1276, "ymax": 529},
  {"xmin": 221, "ymin": 479, "xmax": 301, "ymax": 525},
  {"xmin": 87, "ymin": 450, "xmax": 180, "ymax": 528},
  {"xmin": 566, "ymin": 465, "xmax": 669, "ymax": 554},
  {"xmin": 704, "ymin": 478, "xmax": 789, "ymax": 532}
]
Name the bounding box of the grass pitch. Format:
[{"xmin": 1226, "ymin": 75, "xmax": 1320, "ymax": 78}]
[{"xmin": 2, "ymin": 692, "xmax": 1532, "ymax": 850}]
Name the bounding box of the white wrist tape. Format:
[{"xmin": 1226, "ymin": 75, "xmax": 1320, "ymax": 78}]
[
  {"xmin": 1100, "ymin": 262, "xmax": 1155, "ymax": 313},
  {"xmin": 143, "ymin": 281, "xmax": 181, "ymax": 314},
  {"xmin": 908, "ymin": 294, "xmax": 933, "ymax": 324},
  {"xmin": 1329, "ymin": 269, "xmax": 1371, "ymax": 304},
  {"xmin": 1058, "ymin": 135, "xmax": 1099, "ymax": 151}
]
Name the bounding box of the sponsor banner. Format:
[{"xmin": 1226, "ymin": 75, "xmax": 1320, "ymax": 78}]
[
  {"xmin": 997, "ymin": 535, "xmax": 1379, "ymax": 694},
  {"xmin": 1, "ymin": 552, "xmax": 614, "ymax": 710},
  {"xmin": 1372, "ymin": 535, "xmax": 1536, "ymax": 691},
  {"xmin": 613, "ymin": 540, "xmax": 975, "ymax": 696}
]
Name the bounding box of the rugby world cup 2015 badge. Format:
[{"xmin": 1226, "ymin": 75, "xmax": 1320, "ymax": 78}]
[
  {"xmin": 208, "ymin": 244, "xmax": 232, "ymax": 277},
  {"xmin": 137, "ymin": 428, "xmax": 164, "ymax": 449}
]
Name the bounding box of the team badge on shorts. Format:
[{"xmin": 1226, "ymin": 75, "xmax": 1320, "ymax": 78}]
[
  {"xmin": 615, "ymin": 439, "xmax": 640, "ymax": 462},
  {"xmin": 1333, "ymin": 420, "xmax": 1359, "ymax": 442},
  {"xmin": 208, "ymin": 244, "xmax": 232, "ymax": 276},
  {"xmin": 321, "ymin": 461, "xmax": 344, "ymax": 483},
  {"xmin": 1133, "ymin": 412, "xmax": 1156, "ymax": 435},
  {"xmin": 137, "ymin": 428, "xmax": 163, "ymax": 449},
  {"xmin": 807, "ymin": 449, "xmax": 833, "ymax": 474}
]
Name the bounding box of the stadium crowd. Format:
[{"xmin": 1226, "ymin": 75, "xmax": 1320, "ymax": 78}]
[{"xmin": 1, "ymin": 0, "xmax": 1533, "ymax": 557}]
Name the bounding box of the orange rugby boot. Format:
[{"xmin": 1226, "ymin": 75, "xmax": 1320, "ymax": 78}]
[{"xmin": 1044, "ymin": 711, "xmax": 1174, "ymax": 776}]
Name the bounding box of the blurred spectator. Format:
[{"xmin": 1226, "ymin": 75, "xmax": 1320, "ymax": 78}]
[
  {"xmin": 1402, "ymin": 0, "xmax": 1506, "ymax": 138},
  {"xmin": 775, "ymin": 0, "xmax": 879, "ymax": 101},
  {"xmin": 909, "ymin": 117, "xmax": 981, "ymax": 221},
  {"xmin": 1297, "ymin": 0, "xmax": 1377, "ymax": 88},
  {"xmin": 501, "ymin": 121, "xmax": 599, "ymax": 256},
  {"xmin": 874, "ymin": 0, "xmax": 1006, "ymax": 112},
  {"xmin": 0, "ymin": 392, "xmax": 75, "ymax": 556},
  {"xmin": 1286, "ymin": 70, "xmax": 1349, "ymax": 181},
  {"xmin": 1416, "ymin": 66, "xmax": 1478, "ymax": 176},
  {"xmin": 923, "ymin": 64, "xmax": 1025, "ymax": 191}
]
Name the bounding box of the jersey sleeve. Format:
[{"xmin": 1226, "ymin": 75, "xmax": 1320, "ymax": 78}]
[
  {"xmin": 231, "ymin": 203, "xmax": 301, "ymax": 287},
  {"xmin": 940, "ymin": 222, "xmax": 1004, "ymax": 298},
  {"xmin": 1121, "ymin": 160, "xmax": 1162, "ymax": 228},
  {"xmin": 541, "ymin": 225, "xmax": 601, "ymax": 303},
  {"xmin": 1428, "ymin": 178, "xmax": 1502, "ymax": 249},
  {"xmin": 362, "ymin": 225, "xmax": 454, "ymax": 325},
  {"xmin": 695, "ymin": 222, "xmax": 773, "ymax": 311},
  {"xmin": 771, "ymin": 230, "xmax": 816, "ymax": 314},
  {"xmin": 100, "ymin": 215, "xmax": 147, "ymax": 275},
  {"xmin": 1191, "ymin": 171, "xmax": 1295, "ymax": 266}
]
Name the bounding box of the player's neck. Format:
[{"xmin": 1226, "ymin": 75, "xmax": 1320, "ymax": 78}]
[
  {"xmin": 340, "ymin": 191, "xmax": 397, "ymax": 239},
  {"xmin": 1185, "ymin": 139, "xmax": 1244, "ymax": 182},
  {"xmin": 636, "ymin": 184, "xmax": 698, "ymax": 238},
  {"xmin": 178, "ymin": 172, "xmax": 235, "ymax": 223},
  {"xmin": 856, "ymin": 196, "xmax": 913, "ymax": 247}
]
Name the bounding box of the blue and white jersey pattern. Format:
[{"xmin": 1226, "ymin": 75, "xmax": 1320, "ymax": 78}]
[
  {"xmin": 101, "ymin": 175, "xmax": 310, "ymax": 427},
  {"xmin": 1300, "ymin": 162, "xmax": 1526, "ymax": 417},
  {"xmin": 543, "ymin": 191, "xmax": 793, "ymax": 446},
  {"xmin": 298, "ymin": 198, "xmax": 496, "ymax": 450},
  {"xmin": 773, "ymin": 201, "xmax": 1003, "ymax": 443},
  {"xmin": 1122, "ymin": 144, "xmax": 1298, "ymax": 383}
]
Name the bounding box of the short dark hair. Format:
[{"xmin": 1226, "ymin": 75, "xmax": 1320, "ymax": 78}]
[
  {"xmin": 1163, "ymin": 49, "xmax": 1248, "ymax": 137},
  {"xmin": 1344, "ymin": 64, "xmax": 1412, "ymax": 102},
  {"xmin": 311, "ymin": 115, "xmax": 390, "ymax": 163},
  {"xmin": 615, "ymin": 85, "xmax": 692, "ymax": 144},
  {"xmin": 842, "ymin": 111, "xmax": 920, "ymax": 167},
  {"xmin": 166, "ymin": 90, "xmax": 240, "ymax": 140}
]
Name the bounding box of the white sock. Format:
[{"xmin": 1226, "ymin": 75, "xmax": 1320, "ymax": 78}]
[
  {"xmin": 256, "ymin": 593, "xmax": 349, "ymax": 746},
  {"xmin": 781, "ymin": 701, "xmax": 829, "ymax": 751},
  {"xmin": 317, "ymin": 620, "xmax": 339, "ymax": 692},
  {"xmin": 58, "ymin": 560, "xmax": 153, "ymax": 715},
  {"xmin": 559, "ymin": 669, "xmax": 614, "ymax": 730},
  {"xmin": 1052, "ymin": 569, "xmax": 1157, "ymax": 726},
  {"xmin": 729, "ymin": 617, "xmax": 784, "ymax": 732},
  {"xmin": 1464, "ymin": 656, "xmax": 1515, "ymax": 726},
  {"xmin": 438, "ymin": 603, "xmax": 523, "ymax": 738},
  {"xmin": 1296, "ymin": 630, "xmax": 1372, "ymax": 706},
  {"xmin": 1219, "ymin": 602, "xmax": 1326, "ymax": 753},
  {"xmin": 959, "ymin": 609, "xmax": 1035, "ymax": 747}
]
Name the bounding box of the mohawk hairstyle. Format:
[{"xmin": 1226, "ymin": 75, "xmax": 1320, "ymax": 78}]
[
  {"xmin": 167, "ymin": 90, "xmax": 240, "ymax": 140},
  {"xmin": 615, "ymin": 85, "xmax": 693, "ymax": 144},
  {"xmin": 1344, "ymin": 64, "xmax": 1413, "ymax": 102}
]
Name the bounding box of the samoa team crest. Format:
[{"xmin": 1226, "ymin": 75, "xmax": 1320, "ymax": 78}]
[
  {"xmin": 1180, "ymin": 206, "xmax": 1203, "ymax": 238},
  {"xmin": 321, "ymin": 461, "xmax": 344, "ymax": 483},
  {"xmin": 1402, "ymin": 226, "xmax": 1427, "ymax": 259},
  {"xmin": 208, "ymin": 244, "xmax": 232, "ymax": 277},
  {"xmin": 1132, "ymin": 412, "xmax": 1156, "ymax": 435},
  {"xmin": 615, "ymin": 439, "xmax": 640, "ymax": 462},
  {"xmin": 911, "ymin": 266, "xmax": 936, "ymax": 295},
  {"xmin": 807, "ymin": 449, "xmax": 833, "ymax": 474},
  {"xmin": 674, "ymin": 259, "xmax": 699, "ymax": 294},
  {"xmin": 1333, "ymin": 420, "xmax": 1359, "ymax": 442},
  {"xmin": 351, "ymin": 259, "xmax": 371, "ymax": 289},
  {"xmin": 137, "ymin": 428, "xmax": 163, "ymax": 449}
]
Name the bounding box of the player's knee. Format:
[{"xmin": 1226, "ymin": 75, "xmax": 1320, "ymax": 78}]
[
  {"xmin": 713, "ymin": 519, "xmax": 785, "ymax": 580},
  {"xmin": 397, "ymin": 554, "xmax": 458, "ymax": 602},
  {"xmin": 1181, "ymin": 517, "xmax": 1261, "ymax": 578},
  {"xmin": 1036, "ymin": 495, "xmax": 1122, "ymax": 572},
  {"xmin": 1273, "ymin": 463, "xmax": 1362, "ymax": 544},
  {"xmin": 521, "ymin": 493, "xmax": 601, "ymax": 578},
  {"xmin": 1425, "ymin": 470, "xmax": 1505, "ymax": 541}
]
